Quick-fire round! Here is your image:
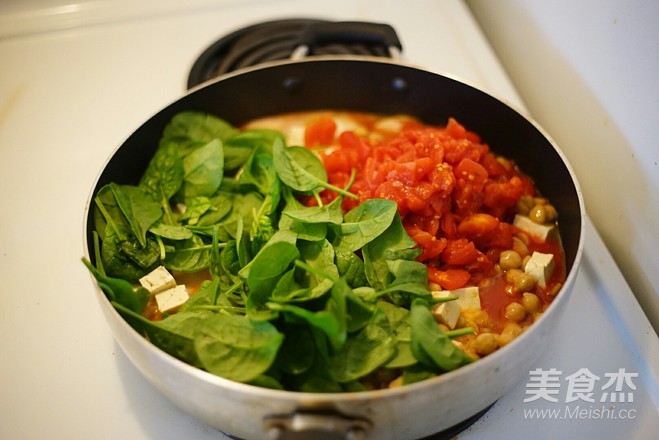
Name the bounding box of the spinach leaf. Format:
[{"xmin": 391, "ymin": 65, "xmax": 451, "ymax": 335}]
[
  {"xmin": 163, "ymin": 234, "xmax": 210, "ymax": 272},
  {"xmin": 335, "ymin": 248, "xmax": 367, "ymax": 288},
  {"xmin": 246, "ymin": 241, "xmax": 300, "ymax": 320},
  {"xmin": 112, "ymin": 302, "xmax": 202, "ymax": 367},
  {"xmin": 178, "ymin": 196, "xmax": 212, "ymax": 225},
  {"xmin": 328, "ymin": 308, "xmax": 395, "ymax": 383},
  {"xmin": 344, "ymin": 287, "xmax": 374, "ymax": 333},
  {"xmin": 267, "ymin": 302, "xmax": 341, "ymax": 347},
  {"xmin": 282, "ymin": 196, "xmax": 344, "ymax": 225},
  {"xmin": 195, "ymin": 193, "xmax": 232, "ymax": 226},
  {"xmin": 409, "ymin": 299, "xmax": 474, "ymax": 372},
  {"xmin": 238, "ymin": 151, "xmax": 281, "ymax": 212},
  {"xmin": 273, "ymin": 142, "xmax": 357, "ymax": 199},
  {"xmin": 149, "ymin": 222, "xmax": 194, "ymax": 240},
  {"xmin": 278, "ymin": 189, "xmax": 328, "ymax": 241},
  {"xmin": 275, "ymin": 323, "xmax": 315, "ymax": 375},
  {"xmin": 101, "ymin": 232, "xmax": 160, "ymax": 281},
  {"xmin": 331, "ymin": 199, "xmax": 398, "ymax": 252},
  {"xmin": 180, "ymin": 138, "xmax": 224, "ymax": 199},
  {"xmin": 158, "ymin": 309, "xmax": 215, "ymax": 337},
  {"xmin": 109, "ymin": 183, "xmax": 162, "ymax": 248},
  {"xmin": 297, "ymin": 239, "xmax": 340, "ymax": 286},
  {"xmin": 224, "ymin": 128, "xmax": 283, "ymax": 171},
  {"xmin": 139, "ymin": 140, "xmax": 184, "ymax": 223},
  {"xmin": 379, "ymin": 301, "xmax": 416, "ymax": 369},
  {"xmin": 362, "ymin": 211, "xmax": 419, "ymax": 290},
  {"xmin": 194, "ymin": 314, "xmax": 283, "ymax": 383},
  {"xmin": 161, "ymin": 111, "xmax": 237, "ymax": 157},
  {"xmin": 238, "ymin": 229, "xmax": 297, "ymax": 279},
  {"xmin": 82, "ymin": 258, "xmax": 149, "ymax": 314},
  {"xmin": 93, "ymin": 184, "xmax": 129, "ymax": 242},
  {"xmin": 250, "ymin": 194, "xmax": 276, "ymax": 256}
]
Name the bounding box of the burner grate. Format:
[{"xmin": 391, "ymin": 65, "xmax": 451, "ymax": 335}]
[{"xmin": 187, "ymin": 19, "xmax": 399, "ymax": 89}]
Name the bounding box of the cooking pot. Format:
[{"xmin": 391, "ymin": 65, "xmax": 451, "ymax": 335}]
[{"xmin": 84, "ymin": 22, "xmax": 585, "ymax": 440}]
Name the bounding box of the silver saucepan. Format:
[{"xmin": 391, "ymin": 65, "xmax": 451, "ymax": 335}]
[{"xmin": 84, "ymin": 22, "xmax": 585, "ymax": 440}]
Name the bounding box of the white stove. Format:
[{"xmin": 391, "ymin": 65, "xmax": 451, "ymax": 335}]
[{"xmin": 1, "ymin": 1, "xmax": 657, "ymax": 439}]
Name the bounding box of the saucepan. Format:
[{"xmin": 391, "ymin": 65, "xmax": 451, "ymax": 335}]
[{"xmin": 84, "ymin": 21, "xmax": 584, "ymax": 440}]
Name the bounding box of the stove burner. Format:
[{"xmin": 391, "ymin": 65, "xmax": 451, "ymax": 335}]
[{"xmin": 187, "ymin": 19, "xmax": 402, "ymax": 89}]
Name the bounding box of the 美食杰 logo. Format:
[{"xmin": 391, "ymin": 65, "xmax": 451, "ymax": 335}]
[{"xmin": 522, "ymin": 368, "xmax": 638, "ymax": 421}]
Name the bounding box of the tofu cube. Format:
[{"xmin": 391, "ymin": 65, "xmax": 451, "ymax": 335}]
[
  {"xmin": 513, "ymin": 215, "xmax": 557, "ymax": 243},
  {"xmin": 432, "ymin": 286, "xmax": 481, "ymax": 310},
  {"xmin": 139, "ymin": 266, "xmax": 176, "ymax": 294},
  {"xmin": 155, "ymin": 285, "xmax": 189, "ymax": 313},
  {"xmin": 524, "ymin": 251, "xmax": 555, "ymax": 288},
  {"xmin": 453, "ymin": 286, "xmax": 481, "ymax": 310},
  {"xmin": 432, "ymin": 299, "xmax": 462, "ymax": 329},
  {"xmin": 431, "ymin": 287, "xmax": 481, "ymax": 329}
]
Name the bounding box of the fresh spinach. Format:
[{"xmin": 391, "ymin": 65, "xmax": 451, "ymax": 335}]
[
  {"xmin": 194, "ymin": 314, "xmax": 283, "ymax": 383},
  {"xmin": 85, "ymin": 110, "xmax": 482, "ymax": 392},
  {"xmin": 160, "ymin": 111, "xmax": 237, "ymax": 157},
  {"xmin": 273, "ymin": 141, "xmax": 357, "ymax": 200},
  {"xmin": 331, "ymin": 199, "xmax": 398, "ymax": 252},
  {"xmin": 139, "ymin": 141, "xmax": 184, "ymax": 224},
  {"xmin": 180, "ymin": 138, "xmax": 224, "ymax": 199},
  {"xmin": 409, "ymin": 298, "xmax": 474, "ymax": 372}
]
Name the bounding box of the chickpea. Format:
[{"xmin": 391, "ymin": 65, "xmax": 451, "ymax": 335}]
[
  {"xmin": 513, "ymin": 272, "xmax": 536, "ymax": 293},
  {"xmin": 529, "ymin": 204, "xmax": 547, "ymax": 224},
  {"xmin": 497, "ymin": 323, "xmax": 523, "ymax": 347},
  {"xmin": 472, "ymin": 310, "xmax": 490, "ymax": 327},
  {"xmin": 474, "ymin": 333, "xmax": 499, "ymax": 356},
  {"xmin": 512, "ymin": 236, "xmax": 529, "ymax": 257},
  {"xmin": 505, "ymin": 301, "xmax": 528, "ymax": 322},
  {"xmin": 544, "ymin": 204, "xmax": 558, "ymax": 222},
  {"xmin": 499, "ymin": 250, "xmax": 522, "ymax": 270},
  {"xmin": 428, "ymin": 282, "xmax": 441, "ymax": 291},
  {"xmin": 522, "ymin": 292, "xmax": 541, "ymax": 314},
  {"xmin": 505, "ymin": 268, "xmax": 523, "ymax": 284},
  {"xmin": 516, "ymin": 195, "xmax": 535, "ymax": 215}
]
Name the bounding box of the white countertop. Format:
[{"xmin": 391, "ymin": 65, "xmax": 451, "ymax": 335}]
[{"xmin": 1, "ymin": 1, "xmax": 657, "ymax": 439}]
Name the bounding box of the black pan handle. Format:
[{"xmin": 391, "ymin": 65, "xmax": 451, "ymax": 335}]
[{"xmin": 292, "ymin": 21, "xmax": 402, "ymax": 60}]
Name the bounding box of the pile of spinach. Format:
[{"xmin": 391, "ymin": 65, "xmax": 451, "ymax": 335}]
[{"xmin": 84, "ymin": 111, "xmax": 473, "ymax": 392}]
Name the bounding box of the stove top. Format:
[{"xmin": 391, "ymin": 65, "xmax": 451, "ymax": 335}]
[
  {"xmin": 187, "ymin": 19, "xmax": 401, "ymax": 88},
  {"xmin": 0, "ymin": 1, "xmax": 656, "ymax": 439}
]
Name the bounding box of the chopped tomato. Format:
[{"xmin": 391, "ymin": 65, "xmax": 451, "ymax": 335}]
[
  {"xmin": 304, "ymin": 115, "xmax": 337, "ymax": 147},
  {"xmin": 442, "ymin": 238, "xmax": 480, "ymax": 266},
  {"xmin": 457, "ymin": 213, "xmax": 499, "ymax": 240},
  {"xmin": 300, "ymin": 112, "xmax": 562, "ymax": 311},
  {"xmin": 428, "ymin": 267, "xmax": 471, "ymax": 290}
]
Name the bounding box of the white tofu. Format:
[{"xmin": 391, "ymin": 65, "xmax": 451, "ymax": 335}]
[
  {"xmin": 155, "ymin": 285, "xmax": 189, "ymax": 313},
  {"xmin": 513, "ymin": 214, "xmax": 557, "ymax": 242},
  {"xmin": 432, "ymin": 298, "xmax": 462, "ymax": 329},
  {"xmin": 524, "ymin": 251, "xmax": 555, "ymax": 288},
  {"xmin": 432, "ymin": 286, "xmax": 481, "ymax": 310},
  {"xmin": 139, "ymin": 266, "xmax": 176, "ymax": 294}
]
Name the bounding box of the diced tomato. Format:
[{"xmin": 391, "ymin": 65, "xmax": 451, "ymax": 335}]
[
  {"xmin": 483, "ymin": 176, "xmax": 524, "ymax": 211},
  {"xmin": 428, "ymin": 267, "xmax": 471, "ymax": 290},
  {"xmin": 441, "ymin": 238, "xmax": 480, "ymax": 266},
  {"xmin": 479, "ymin": 151, "xmax": 507, "ymax": 178},
  {"xmin": 408, "ymin": 228, "xmax": 447, "ymax": 262},
  {"xmin": 445, "ymin": 117, "xmax": 481, "ymax": 143},
  {"xmin": 304, "ymin": 115, "xmax": 337, "ymax": 147},
  {"xmin": 457, "ymin": 213, "xmax": 499, "ymax": 240}
]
